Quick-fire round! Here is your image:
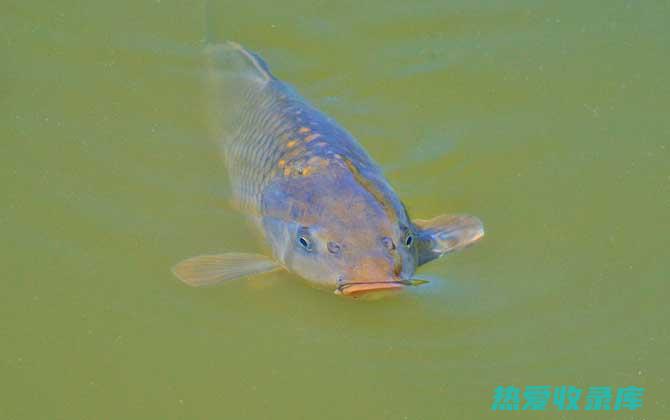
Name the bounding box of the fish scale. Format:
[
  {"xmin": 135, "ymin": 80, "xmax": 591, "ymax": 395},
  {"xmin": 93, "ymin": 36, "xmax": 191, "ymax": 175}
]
[{"xmin": 218, "ymin": 63, "xmax": 372, "ymax": 213}]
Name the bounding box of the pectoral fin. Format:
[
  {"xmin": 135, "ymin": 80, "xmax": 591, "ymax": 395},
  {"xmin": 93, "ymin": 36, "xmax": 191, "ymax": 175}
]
[
  {"xmin": 173, "ymin": 253, "xmax": 282, "ymax": 287},
  {"xmin": 414, "ymin": 214, "xmax": 484, "ymax": 265}
]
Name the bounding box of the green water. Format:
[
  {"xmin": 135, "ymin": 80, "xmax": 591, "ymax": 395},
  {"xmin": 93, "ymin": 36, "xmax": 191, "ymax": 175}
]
[{"xmin": 2, "ymin": 1, "xmax": 668, "ymax": 419}]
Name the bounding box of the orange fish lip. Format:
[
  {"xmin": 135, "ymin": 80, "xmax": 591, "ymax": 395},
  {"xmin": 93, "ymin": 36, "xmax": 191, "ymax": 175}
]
[{"xmin": 335, "ymin": 281, "xmax": 405, "ymax": 297}]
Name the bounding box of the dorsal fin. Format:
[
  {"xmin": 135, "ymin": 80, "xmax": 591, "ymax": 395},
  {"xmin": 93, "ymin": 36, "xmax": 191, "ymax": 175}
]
[
  {"xmin": 205, "ymin": 41, "xmax": 274, "ymax": 83},
  {"xmin": 204, "ymin": 42, "xmax": 282, "ymax": 144}
]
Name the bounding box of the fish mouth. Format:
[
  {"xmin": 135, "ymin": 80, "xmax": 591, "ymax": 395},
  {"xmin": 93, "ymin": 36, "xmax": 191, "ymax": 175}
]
[{"xmin": 335, "ymin": 281, "xmax": 405, "ymax": 297}]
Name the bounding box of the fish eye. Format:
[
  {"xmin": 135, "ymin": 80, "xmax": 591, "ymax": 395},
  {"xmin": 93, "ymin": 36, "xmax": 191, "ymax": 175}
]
[
  {"xmin": 405, "ymin": 234, "xmax": 414, "ymax": 247},
  {"xmin": 298, "ymin": 235, "xmax": 312, "ymax": 251},
  {"xmin": 327, "ymin": 241, "xmax": 341, "ymax": 254},
  {"xmin": 382, "ymin": 237, "xmax": 396, "ymax": 250}
]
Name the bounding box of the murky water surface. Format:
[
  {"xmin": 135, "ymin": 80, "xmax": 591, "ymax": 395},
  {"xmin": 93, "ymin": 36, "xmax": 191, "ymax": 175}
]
[{"xmin": 2, "ymin": 1, "xmax": 668, "ymax": 418}]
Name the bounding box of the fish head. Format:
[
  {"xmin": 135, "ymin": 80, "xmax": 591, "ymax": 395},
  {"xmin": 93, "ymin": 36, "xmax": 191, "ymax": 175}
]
[{"xmin": 260, "ymin": 158, "xmax": 484, "ymax": 296}]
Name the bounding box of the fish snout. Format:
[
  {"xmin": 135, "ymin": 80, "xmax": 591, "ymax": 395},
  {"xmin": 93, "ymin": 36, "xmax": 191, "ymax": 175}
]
[
  {"xmin": 335, "ymin": 280, "xmax": 405, "ymax": 297},
  {"xmin": 335, "ymin": 256, "xmax": 404, "ymax": 297}
]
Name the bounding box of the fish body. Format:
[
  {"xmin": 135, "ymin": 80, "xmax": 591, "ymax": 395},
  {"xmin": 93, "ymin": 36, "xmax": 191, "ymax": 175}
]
[{"xmin": 174, "ymin": 42, "xmax": 484, "ymax": 297}]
